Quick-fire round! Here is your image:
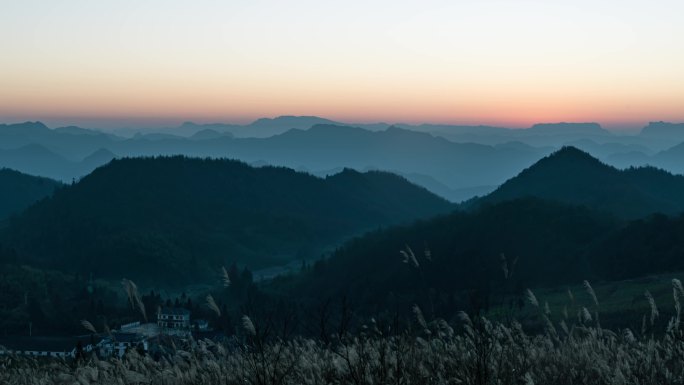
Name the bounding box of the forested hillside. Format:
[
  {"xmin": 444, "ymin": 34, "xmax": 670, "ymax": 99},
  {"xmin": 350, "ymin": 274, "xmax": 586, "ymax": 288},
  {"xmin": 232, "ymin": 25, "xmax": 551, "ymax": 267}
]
[
  {"xmin": 283, "ymin": 197, "xmax": 684, "ymax": 316},
  {"xmin": 477, "ymin": 146, "xmax": 684, "ymax": 218},
  {"xmin": 1, "ymin": 156, "xmax": 453, "ymax": 285},
  {"xmin": 0, "ymin": 168, "xmax": 62, "ymax": 220}
]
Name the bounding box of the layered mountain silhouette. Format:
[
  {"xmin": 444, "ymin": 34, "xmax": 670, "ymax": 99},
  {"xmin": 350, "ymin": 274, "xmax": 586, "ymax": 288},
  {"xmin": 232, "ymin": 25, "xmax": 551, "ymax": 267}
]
[
  {"xmin": 639, "ymin": 121, "xmax": 684, "ymax": 141},
  {"xmin": 0, "ymin": 144, "xmax": 114, "ymax": 182},
  {"xmin": 0, "ymin": 121, "xmax": 548, "ymax": 199},
  {"xmin": 476, "ymin": 146, "xmax": 684, "ymax": 218},
  {"xmin": 1, "ymin": 156, "xmax": 453, "ymax": 284},
  {"xmin": 168, "ymin": 116, "xmax": 340, "ymax": 138},
  {"xmin": 4, "ymin": 119, "xmax": 684, "ymax": 202},
  {"xmin": 0, "ymin": 121, "xmax": 121, "ymax": 160},
  {"xmin": 0, "ymin": 169, "xmax": 62, "ymax": 220},
  {"xmin": 219, "ymin": 124, "xmax": 548, "ymax": 198},
  {"xmin": 526, "ymin": 122, "xmax": 609, "ymax": 136},
  {"xmin": 102, "ymin": 124, "xmax": 550, "ymax": 200},
  {"xmin": 648, "ymin": 142, "xmax": 684, "ymax": 175},
  {"xmin": 283, "ymin": 149, "xmax": 684, "ymax": 309},
  {"xmin": 279, "ymin": 147, "xmax": 684, "ymax": 308}
]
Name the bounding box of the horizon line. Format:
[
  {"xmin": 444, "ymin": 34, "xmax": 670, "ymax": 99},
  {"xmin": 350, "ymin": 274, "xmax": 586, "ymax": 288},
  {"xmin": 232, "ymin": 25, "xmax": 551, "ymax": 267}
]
[{"xmin": 2, "ymin": 115, "xmax": 681, "ymax": 132}]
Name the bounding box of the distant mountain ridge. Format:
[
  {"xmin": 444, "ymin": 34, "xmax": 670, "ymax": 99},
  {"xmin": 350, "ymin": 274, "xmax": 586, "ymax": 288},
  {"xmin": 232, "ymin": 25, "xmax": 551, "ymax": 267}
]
[
  {"xmin": 526, "ymin": 122, "xmax": 609, "ymax": 136},
  {"xmin": 239, "ymin": 124, "xmax": 548, "ymax": 196},
  {"xmin": 0, "ymin": 121, "xmax": 548, "ymax": 198},
  {"xmin": 1, "ymin": 156, "xmax": 453, "ymax": 284},
  {"xmin": 4, "ymin": 119, "xmax": 684, "ymax": 202},
  {"xmin": 640, "ymin": 121, "xmax": 684, "ymax": 138},
  {"xmin": 176, "ymin": 116, "xmax": 341, "ymax": 138}
]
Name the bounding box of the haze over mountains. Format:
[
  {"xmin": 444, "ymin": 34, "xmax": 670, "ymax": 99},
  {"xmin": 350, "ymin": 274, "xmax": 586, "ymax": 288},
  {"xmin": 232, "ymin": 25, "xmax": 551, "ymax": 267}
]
[{"xmin": 2, "ymin": 117, "xmax": 684, "ymax": 202}]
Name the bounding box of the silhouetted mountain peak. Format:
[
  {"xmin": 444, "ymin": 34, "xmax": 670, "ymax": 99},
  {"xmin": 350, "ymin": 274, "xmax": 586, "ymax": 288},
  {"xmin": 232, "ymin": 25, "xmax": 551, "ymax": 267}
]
[
  {"xmin": 541, "ymin": 146, "xmax": 604, "ymax": 165},
  {"xmin": 479, "ymin": 146, "xmax": 684, "ymax": 218},
  {"xmin": 334, "ymin": 167, "xmax": 361, "ymax": 176},
  {"xmin": 499, "ymin": 147, "xmax": 620, "ymax": 183},
  {"xmin": 497, "ymin": 146, "xmax": 614, "ymax": 187}
]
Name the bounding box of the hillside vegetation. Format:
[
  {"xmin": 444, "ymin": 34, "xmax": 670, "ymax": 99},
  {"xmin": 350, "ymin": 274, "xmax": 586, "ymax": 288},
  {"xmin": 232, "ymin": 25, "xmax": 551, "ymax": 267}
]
[
  {"xmin": 1, "ymin": 156, "xmax": 453, "ymax": 284},
  {"xmin": 0, "ymin": 168, "xmax": 61, "ymax": 220},
  {"xmin": 477, "ymin": 146, "xmax": 684, "ymax": 219},
  {"xmin": 281, "ymin": 196, "xmax": 684, "ymax": 318},
  {"xmin": 4, "ymin": 279, "xmax": 684, "ymax": 385}
]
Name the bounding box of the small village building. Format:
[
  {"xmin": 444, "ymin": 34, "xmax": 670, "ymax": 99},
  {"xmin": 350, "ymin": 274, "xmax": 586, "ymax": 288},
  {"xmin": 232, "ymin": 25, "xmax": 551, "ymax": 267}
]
[
  {"xmin": 158, "ymin": 308, "xmax": 191, "ymax": 336},
  {"xmin": 97, "ymin": 332, "xmax": 148, "ymax": 358},
  {"xmin": 120, "ymin": 321, "xmax": 141, "ymax": 332}
]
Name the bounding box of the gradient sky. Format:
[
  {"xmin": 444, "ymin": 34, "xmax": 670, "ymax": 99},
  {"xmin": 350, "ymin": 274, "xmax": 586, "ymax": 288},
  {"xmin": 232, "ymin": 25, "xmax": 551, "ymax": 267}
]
[{"xmin": 1, "ymin": 0, "xmax": 683, "ymax": 129}]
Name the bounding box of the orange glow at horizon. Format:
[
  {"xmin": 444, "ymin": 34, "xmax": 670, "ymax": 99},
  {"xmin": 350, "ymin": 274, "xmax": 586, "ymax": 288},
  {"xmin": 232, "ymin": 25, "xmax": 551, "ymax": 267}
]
[{"xmin": 1, "ymin": 0, "xmax": 683, "ymax": 130}]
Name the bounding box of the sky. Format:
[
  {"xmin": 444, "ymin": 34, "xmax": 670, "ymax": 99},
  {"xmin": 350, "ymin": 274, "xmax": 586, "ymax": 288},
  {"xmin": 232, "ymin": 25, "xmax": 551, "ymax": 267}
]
[{"xmin": 1, "ymin": 0, "xmax": 683, "ymax": 130}]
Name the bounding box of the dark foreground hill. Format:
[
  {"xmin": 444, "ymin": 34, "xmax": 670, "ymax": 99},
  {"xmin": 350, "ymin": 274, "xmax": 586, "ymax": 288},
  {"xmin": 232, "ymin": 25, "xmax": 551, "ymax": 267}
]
[
  {"xmin": 1, "ymin": 156, "xmax": 453, "ymax": 284},
  {"xmin": 284, "ymin": 199, "xmax": 617, "ymax": 304},
  {"xmin": 476, "ymin": 146, "xmax": 684, "ymax": 219},
  {"xmin": 270, "ymin": 148, "xmax": 684, "ymax": 315},
  {"xmin": 0, "ymin": 168, "xmax": 62, "ymax": 220},
  {"xmin": 282, "ymin": 197, "xmax": 684, "ymax": 313}
]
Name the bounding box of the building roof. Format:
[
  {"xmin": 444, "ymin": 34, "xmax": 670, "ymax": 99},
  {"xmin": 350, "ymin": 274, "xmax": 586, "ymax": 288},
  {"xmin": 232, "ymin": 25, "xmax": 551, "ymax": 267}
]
[
  {"xmin": 116, "ymin": 322, "xmax": 160, "ymax": 338},
  {"xmin": 110, "ymin": 332, "xmax": 146, "ymax": 343},
  {"xmin": 159, "ymin": 307, "xmax": 190, "ymax": 316}
]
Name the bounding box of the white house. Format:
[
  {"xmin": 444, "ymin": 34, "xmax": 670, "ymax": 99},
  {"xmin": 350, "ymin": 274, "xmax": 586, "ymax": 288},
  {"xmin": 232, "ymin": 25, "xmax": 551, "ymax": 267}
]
[
  {"xmin": 97, "ymin": 332, "xmax": 148, "ymax": 358},
  {"xmin": 157, "ymin": 308, "xmax": 191, "ymax": 336}
]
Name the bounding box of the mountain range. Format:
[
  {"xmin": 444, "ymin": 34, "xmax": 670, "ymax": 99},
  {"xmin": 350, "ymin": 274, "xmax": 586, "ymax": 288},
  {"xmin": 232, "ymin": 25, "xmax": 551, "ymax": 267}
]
[
  {"xmin": 280, "ymin": 148, "xmax": 684, "ymax": 311},
  {"xmin": 3, "ymin": 118, "xmax": 684, "ymax": 203},
  {"xmin": 3, "ymin": 146, "xmax": 684, "ymax": 288}
]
